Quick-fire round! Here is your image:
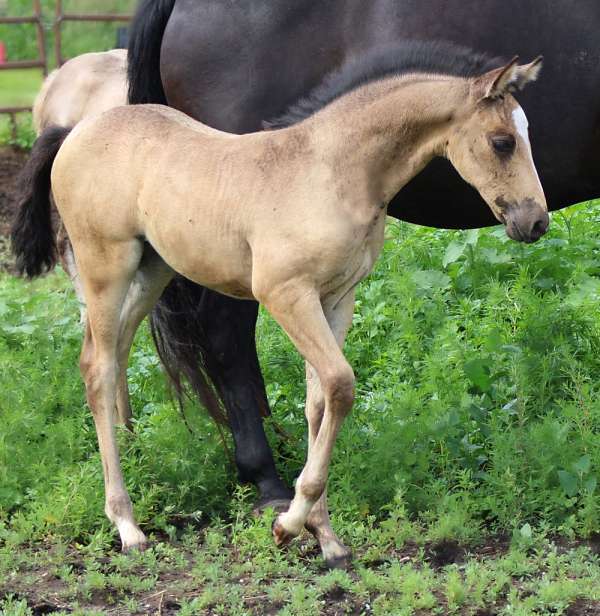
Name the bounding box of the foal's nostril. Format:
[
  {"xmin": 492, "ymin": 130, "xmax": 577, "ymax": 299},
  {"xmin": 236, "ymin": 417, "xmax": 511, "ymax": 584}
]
[{"xmin": 530, "ymin": 214, "xmax": 549, "ymax": 240}]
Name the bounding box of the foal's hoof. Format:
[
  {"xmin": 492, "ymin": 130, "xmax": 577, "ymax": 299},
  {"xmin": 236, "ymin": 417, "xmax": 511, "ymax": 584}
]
[
  {"xmin": 272, "ymin": 516, "xmax": 296, "ymax": 547},
  {"xmin": 120, "ymin": 528, "xmax": 149, "ymax": 554},
  {"xmin": 321, "ymin": 538, "xmax": 353, "ymax": 570},
  {"xmin": 121, "ymin": 540, "xmax": 149, "ymax": 555},
  {"xmin": 324, "ymin": 550, "xmax": 353, "ymax": 570}
]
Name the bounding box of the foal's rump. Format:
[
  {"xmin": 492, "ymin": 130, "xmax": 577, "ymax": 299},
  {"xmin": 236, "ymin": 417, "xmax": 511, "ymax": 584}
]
[
  {"xmin": 50, "ymin": 104, "xmax": 253, "ymax": 294},
  {"xmin": 33, "ymin": 50, "xmax": 127, "ymax": 133}
]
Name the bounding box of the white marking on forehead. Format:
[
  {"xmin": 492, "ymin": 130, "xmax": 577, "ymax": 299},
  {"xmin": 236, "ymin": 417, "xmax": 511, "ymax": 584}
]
[
  {"xmin": 512, "ymin": 105, "xmax": 544, "ymax": 197},
  {"xmin": 512, "ymin": 106, "xmax": 530, "ymax": 145}
]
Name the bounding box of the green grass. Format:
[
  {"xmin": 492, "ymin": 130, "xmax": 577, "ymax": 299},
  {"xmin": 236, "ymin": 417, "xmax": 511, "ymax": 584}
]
[
  {"xmin": 0, "ymin": 0, "xmax": 134, "ymax": 147},
  {"xmin": 0, "ymin": 0, "xmax": 135, "ymax": 68},
  {"xmin": 0, "ymin": 69, "xmax": 43, "ymax": 107},
  {"xmin": 2, "ymin": 203, "xmax": 600, "ymax": 613}
]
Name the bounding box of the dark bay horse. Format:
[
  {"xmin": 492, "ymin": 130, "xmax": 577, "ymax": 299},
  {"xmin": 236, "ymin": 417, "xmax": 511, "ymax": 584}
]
[
  {"xmin": 12, "ymin": 46, "xmax": 546, "ymax": 564},
  {"xmin": 127, "ymin": 0, "xmax": 600, "ymax": 509}
]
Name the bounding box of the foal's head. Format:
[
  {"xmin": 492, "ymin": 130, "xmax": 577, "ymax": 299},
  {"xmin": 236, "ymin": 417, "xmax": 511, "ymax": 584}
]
[{"xmin": 445, "ymin": 57, "xmax": 548, "ymax": 243}]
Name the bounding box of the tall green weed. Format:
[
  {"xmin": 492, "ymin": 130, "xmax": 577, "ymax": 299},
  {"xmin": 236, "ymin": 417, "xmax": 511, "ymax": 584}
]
[{"xmin": 1, "ymin": 201, "xmax": 600, "ymax": 545}]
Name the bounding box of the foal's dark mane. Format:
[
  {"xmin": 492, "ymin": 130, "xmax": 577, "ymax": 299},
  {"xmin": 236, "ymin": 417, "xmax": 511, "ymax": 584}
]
[{"xmin": 266, "ymin": 40, "xmax": 505, "ymax": 129}]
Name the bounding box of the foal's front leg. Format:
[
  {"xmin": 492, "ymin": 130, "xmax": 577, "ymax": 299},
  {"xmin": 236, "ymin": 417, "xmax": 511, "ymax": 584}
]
[
  {"xmin": 303, "ymin": 292, "xmax": 356, "ymax": 568},
  {"xmin": 258, "ymin": 284, "xmax": 355, "ymax": 556}
]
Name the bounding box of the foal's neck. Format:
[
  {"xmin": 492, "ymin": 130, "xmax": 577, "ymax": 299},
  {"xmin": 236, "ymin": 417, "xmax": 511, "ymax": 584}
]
[{"xmin": 311, "ymin": 74, "xmax": 467, "ymax": 206}]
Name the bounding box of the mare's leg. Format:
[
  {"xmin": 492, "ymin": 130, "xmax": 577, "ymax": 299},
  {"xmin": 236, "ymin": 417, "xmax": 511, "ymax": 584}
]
[
  {"xmin": 303, "ymin": 291, "xmax": 356, "ymax": 568},
  {"xmin": 76, "ymin": 238, "xmax": 157, "ymax": 551},
  {"xmin": 152, "ymin": 282, "xmax": 292, "ymax": 507},
  {"xmin": 206, "ymin": 296, "xmax": 292, "ymax": 508},
  {"xmin": 115, "ymin": 246, "xmax": 174, "ymax": 429},
  {"xmin": 256, "ymin": 283, "xmax": 355, "ymax": 556}
]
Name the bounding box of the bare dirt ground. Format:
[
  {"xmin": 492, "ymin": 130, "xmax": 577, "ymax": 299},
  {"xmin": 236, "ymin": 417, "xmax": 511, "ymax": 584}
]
[
  {"xmin": 2, "ymin": 534, "xmax": 600, "ymax": 616},
  {"xmin": 0, "ymin": 146, "xmax": 28, "ymax": 271}
]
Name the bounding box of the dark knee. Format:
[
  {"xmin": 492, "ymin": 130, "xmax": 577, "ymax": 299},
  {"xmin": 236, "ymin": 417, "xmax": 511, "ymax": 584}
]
[
  {"xmin": 80, "ymin": 360, "xmax": 115, "ymax": 411},
  {"xmin": 81, "ymin": 363, "xmax": 102, "ymax": 409},
  {"xmin": 106, "ymin": 492, "xmax": 132, "ymax": 519},
  {"xmin": 79, "ymin": 352, "xmax": 93, "ymax": 381},
  {"xmin": 313, "ymin": 397, "xmax": 326, "ymax": 419}
]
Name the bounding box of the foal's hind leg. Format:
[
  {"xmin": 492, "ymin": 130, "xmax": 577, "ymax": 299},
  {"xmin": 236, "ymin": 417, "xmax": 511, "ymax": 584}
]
[
  {"xmin": 76, "ymin": 239, "xmax": 154, "ymax": 551},
  {"xmin": 115, "ymin": 247, "xmax": 174, "ymax": 429},
  {"xmin": 303, "ymin": 365, "xmax": 352, "ymax": 568},
  {"xmin": 57, "ymin": 226, "xmax": 87, "ymax": 324}
]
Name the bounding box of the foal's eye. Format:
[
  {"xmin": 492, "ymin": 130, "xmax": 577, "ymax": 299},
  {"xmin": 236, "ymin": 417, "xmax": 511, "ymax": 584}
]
[{"xmin": 491, "ymin": 134, "xmax": 516, "ymax": 156}]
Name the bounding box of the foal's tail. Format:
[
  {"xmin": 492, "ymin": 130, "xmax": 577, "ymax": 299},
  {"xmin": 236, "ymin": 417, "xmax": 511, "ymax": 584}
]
[
  {"xmin": 11, "ymin": 126, "xmax": 72, "ymax": 278},
  {"xmin": 127, "ymin": 0, "xmax": 176, "ymax": 105}
]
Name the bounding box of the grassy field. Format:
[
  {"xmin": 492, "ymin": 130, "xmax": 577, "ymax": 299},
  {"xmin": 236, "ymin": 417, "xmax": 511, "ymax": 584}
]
[
  {"xmin": 0, "ymin": 0, "xmax": 134, "ymax": 146},
  {"xmin": 0, "ymin": 70, "xmax": 41, "ymax": 147},
  {"xmin": 0, "ymin": 0, "xmax": 135, "ymax": 66},
  {"xmin": 0, "ymin": 70, "xmax": 43, "ymax": 107},
  {"xmin": 1, "ymin": 203, "xmax": 600, "ymax": 614}
]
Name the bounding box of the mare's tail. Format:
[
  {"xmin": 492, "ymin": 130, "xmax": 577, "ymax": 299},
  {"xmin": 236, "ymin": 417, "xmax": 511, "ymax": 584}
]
[
  {"xmin": 11, "ymin": 126, "xmax": 72, "ymax": 278},
  {"xmin": 127, "ymin": 0, "xmax": 176, "ymax": 104}
]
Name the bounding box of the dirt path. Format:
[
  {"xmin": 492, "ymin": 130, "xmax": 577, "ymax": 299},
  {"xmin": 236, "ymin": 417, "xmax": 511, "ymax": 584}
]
[{"xmin": 0, "ymin": 146, "xmax": 28, "ymax": 271}]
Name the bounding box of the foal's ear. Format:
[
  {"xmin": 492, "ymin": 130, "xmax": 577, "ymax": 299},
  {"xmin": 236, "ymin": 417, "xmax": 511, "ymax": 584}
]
[
  {"xmin": 513, "ymin": 56, "xmax": 544, "ymax": 90},
  {"xmin": 474, "ymin": 56, "xmax": 543, "ymax": 100}
]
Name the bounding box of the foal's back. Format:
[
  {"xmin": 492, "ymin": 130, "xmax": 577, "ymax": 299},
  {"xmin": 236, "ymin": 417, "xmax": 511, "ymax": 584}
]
[
  {"xmin": 52, "ymin": 105, "xmax": 273, "ymax": 296},
  {"xmin": 51, "ymin": 101, "xmax": 352, "ymax": 298}
]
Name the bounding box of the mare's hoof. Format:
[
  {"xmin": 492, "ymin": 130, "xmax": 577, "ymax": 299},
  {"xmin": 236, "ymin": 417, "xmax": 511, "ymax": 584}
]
[
  {"xmin": 253, "ymin": 497, "xmax": 292, "ymax": 516},
  {"xmin": 272, "ymin": 516, "xmax": 295, "ymax": 547}
]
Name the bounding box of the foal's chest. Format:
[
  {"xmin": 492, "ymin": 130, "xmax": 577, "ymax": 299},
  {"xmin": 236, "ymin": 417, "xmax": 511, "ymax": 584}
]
[{"xmin": 319, "ymin": 205, "xmax": 387, "ymax": 300}]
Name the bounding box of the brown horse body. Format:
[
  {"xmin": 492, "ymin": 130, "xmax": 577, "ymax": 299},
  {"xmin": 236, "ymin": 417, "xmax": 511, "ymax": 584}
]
[{"xmin": 13, "ymin": 47, "xmax": 547, "ymax": 567}]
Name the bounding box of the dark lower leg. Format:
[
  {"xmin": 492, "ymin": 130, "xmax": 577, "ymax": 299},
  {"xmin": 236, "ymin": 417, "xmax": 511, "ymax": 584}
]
[
  {"xmin": 151, "ymin": 279, "xmax": 291, "ymax": 505},
  {"xmin": 209, "ymin": 299, "xmax": 292, "ymax": 505},
  {"xmin": 223, "ymin": 385, "xmax": 293, "ymax": 505}
]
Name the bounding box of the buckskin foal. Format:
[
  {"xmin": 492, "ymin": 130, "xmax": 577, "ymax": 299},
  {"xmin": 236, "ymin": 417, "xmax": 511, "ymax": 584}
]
[{"xmin": 12, "ymin": 43, "xmax": 547, "ymax": 567}]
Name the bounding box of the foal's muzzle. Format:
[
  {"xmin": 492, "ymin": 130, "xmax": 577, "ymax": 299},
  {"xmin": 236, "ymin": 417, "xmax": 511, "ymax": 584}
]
[{"xmin": 502, "ymin": 199, "xmax": 549, "ymax": 243}]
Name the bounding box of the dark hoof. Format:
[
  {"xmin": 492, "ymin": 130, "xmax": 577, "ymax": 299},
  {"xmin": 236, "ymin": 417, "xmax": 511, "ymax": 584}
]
[
  {"xmin": 272, "ymin": 516, "xmax": 295, "ymax": 547},
  {"xmin": 121, "ymin": 541, "xmax": 149, "ymax": 555},
  {"xmin": 324, "ymin": 550, "xmax": 353, "ymax": 570},
  {"xmin": 253, "ymin": 497, "xmax": 292, "ymax": 516}
]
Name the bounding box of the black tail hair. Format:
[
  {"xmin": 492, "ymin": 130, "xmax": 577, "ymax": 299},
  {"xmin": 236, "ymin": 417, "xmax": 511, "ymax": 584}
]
[
  {"xmin": 11, "ymin": 126, "xmax": 72, "ymax": 278},
  {"xmin": 149, "ymin": 281, "xmax": 270, "ymax": 427},
  {"xmin": 149, "ymin": 279, "xmax": 229, "ymax": 425},
  {"xmin": 127, "ymin": 0, "xmax": 176, "ymax": 104}
]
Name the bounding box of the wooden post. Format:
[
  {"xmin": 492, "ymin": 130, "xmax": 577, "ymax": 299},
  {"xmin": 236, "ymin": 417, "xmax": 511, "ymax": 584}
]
[
  {"xmin": 54, "ymin": 0, "xmax": 63, "ymax": 67},
  {"xmin": 33, "ymin": 0, "xmax": 47, "ymax": 76},
  {"xmin": 9, "ymin": 111, "xmax": 17, "ymax": 143}
]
